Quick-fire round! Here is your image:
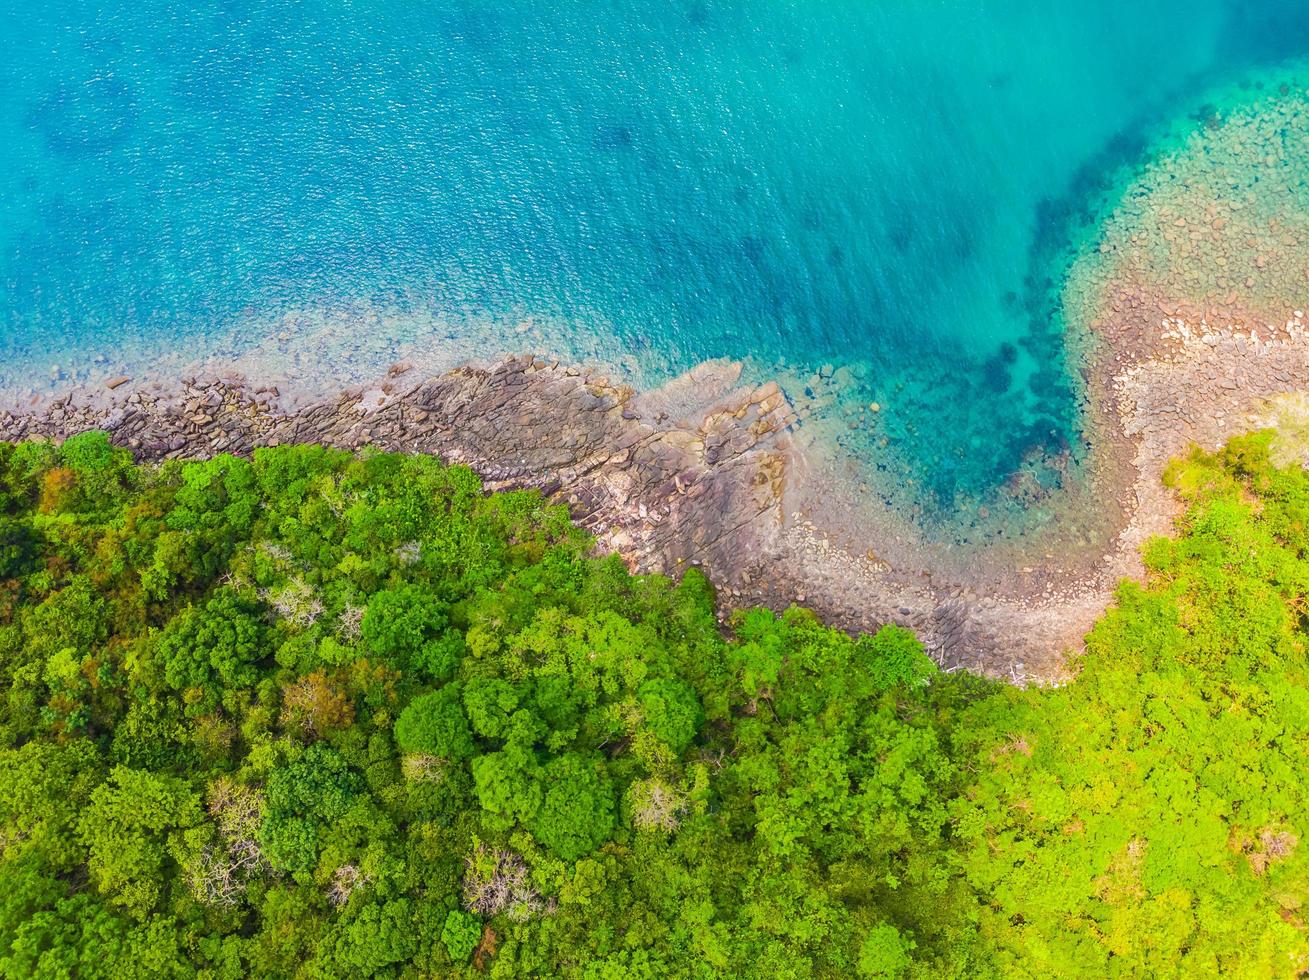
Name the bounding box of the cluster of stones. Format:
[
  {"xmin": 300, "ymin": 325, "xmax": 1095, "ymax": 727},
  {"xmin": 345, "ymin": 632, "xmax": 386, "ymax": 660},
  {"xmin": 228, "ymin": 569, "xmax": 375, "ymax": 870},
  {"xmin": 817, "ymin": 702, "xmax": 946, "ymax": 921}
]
[{"xmin": 1069, "ymin": 78, "xmax": 1309, "ymax": 361}]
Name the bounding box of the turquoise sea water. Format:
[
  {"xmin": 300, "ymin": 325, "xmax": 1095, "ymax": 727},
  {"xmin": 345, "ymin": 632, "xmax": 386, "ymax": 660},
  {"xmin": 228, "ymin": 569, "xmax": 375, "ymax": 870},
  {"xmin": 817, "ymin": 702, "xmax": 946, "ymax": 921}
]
[{"xmin": 3, "ymin": 2, "xmax": 1308, "ymax": 519}]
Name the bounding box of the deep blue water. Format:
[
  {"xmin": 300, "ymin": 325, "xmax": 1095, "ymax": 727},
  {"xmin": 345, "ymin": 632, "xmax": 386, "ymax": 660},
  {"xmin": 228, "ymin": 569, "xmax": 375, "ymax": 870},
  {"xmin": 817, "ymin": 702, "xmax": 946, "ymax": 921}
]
[{"xmin": 3, "ymin": 1, "xmax": 1308, "ymax": 517}]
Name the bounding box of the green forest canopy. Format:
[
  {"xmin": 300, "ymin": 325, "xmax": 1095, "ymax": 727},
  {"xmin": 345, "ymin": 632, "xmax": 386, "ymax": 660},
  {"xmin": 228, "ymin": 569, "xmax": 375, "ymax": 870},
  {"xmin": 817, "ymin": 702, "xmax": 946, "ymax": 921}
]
[{"xmin": 0, "ymin": 430, "xmax": 1305, "ymax": 978}]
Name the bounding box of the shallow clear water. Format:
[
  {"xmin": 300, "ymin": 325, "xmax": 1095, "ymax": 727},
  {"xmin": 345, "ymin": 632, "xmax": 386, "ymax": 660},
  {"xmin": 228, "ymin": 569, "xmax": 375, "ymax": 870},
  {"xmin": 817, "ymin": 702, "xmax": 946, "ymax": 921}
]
[{"xmin": 3, "ymin": 1, "xmax": 1308, "ymax": 516}]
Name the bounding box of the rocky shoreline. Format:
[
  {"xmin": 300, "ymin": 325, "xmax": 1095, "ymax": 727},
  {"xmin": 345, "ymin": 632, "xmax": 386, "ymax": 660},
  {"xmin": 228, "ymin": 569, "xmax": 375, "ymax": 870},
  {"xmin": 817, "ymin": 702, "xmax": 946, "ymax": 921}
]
[
  {"xmin": 0, "ymin": 351, "xmax": 1085, "ymax": 676},
  {"xmin": 5, "ymin": 301, "xmax": 1306, "ymax": 681},
  {"xmin": 0, "ymin": 356, "xmax": 821, "ymax": 644}
]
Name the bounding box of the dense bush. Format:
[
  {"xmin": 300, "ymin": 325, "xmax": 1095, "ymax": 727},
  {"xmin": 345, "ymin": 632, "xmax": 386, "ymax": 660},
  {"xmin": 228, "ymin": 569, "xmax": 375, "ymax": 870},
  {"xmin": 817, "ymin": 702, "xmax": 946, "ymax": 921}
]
[{"xmin": 0, "ymin": 434, "xmax": 1304, "ymax": 977}]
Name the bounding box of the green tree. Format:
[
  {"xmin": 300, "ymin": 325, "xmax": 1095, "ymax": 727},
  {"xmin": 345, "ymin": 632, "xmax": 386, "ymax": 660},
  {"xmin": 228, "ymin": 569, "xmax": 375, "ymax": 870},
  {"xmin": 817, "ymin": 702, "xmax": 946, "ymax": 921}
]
[
  {"xmin": 156, "ymin": 590, "xmax": 267, "ymax": 710},
  {"xmin": 77, "ymin": 767, "xmax": 201, "ymax": 919},
  {"xmin": 394, "ymin": 684, "xmax": 474, "ymax": 761},
  {"xmin": 362, "ymin": 585, "xmax": 450, "ymax": 672},
  {"xmin": 440, "ymin": 909, "xmax": 481, "ymax": 963},
  {"xmin": 636, "ymin": 677, "xmax": 703, "ymax": 753},
  {"xmin": 260, "ymin": 744, "xmax": 361, "ymax": 874},
  {"xmin": 472, "ymin": 741, "xmax": 543, "ymax": 831},
  {"xmin": 532, "ymin": 754, "xmax": 617, "ymax": 860}
]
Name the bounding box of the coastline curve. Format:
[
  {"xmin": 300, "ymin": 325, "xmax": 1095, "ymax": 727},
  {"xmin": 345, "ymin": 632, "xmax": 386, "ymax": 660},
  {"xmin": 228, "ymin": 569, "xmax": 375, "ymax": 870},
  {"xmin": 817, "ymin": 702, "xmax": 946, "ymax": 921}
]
[{"xmin": 4, "ymin": 67, "xmax": 1309, "ymax": 680}]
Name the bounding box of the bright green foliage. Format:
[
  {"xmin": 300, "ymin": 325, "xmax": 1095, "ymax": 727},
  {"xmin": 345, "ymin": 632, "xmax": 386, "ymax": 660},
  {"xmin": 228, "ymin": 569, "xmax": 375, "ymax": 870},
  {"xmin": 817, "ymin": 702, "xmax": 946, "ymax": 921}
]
[
  {"xmin": 860, "ymin": 624, "xmax": 937, "ymax": 690},
  {"xmin": 261, "ymin": 743, "xmax": 362, "ymax": 873},
  {"xmin": 157, "ymin": 589, "xmax": 267, "ymax": 704},
  {"xmin": 462, "ymin": 677, "xmax": 520, "ymax": 738},
  {"xmin": 0, "ymin": 432, "xmax": 1306, "ymax": 976},
  {"xmin": 394, "ymin": 684, "xmax": 474, "ymax": 760},
  {"xmin": 362, "ymin": 584, "xmax": 449, "ymax": 671},
  {"xmin": 472, "ymin": 741, "xmax": 543, "ymax": 830},
  {"xmin": 0, "ymin": 740, "xmax": 101, "ymax": 870},
  {"xmin": 146, "ymin": 455, "xmax": 259, "ymax": 594},
  {"xmin": 637, "ymin": 677, "xmax": 703, "ymax": 752},
  {"xmin": 441, "ymin": 909, "xmax": 481, "ymax": 962},
  {"xmin": 858, "ymin": 923, "xmax": 914, "ymax": 978},
  {"xmin": 78, "ymin": 767, "xmax": 201, "ymax": 919},
  {"xmin": 58, "ymin": 430, "xmax": 117, "ymax": 473},
  {"xmin": 532, "ymin": 753, "xmax": 617, "ymax": 860},
  {"xmin": 954, "ymin": 433, "xmax": 1309, "ymax": 978},
  {"xmin": 316, "ymin": 898, "xmax": 423, "ymax": 976}
]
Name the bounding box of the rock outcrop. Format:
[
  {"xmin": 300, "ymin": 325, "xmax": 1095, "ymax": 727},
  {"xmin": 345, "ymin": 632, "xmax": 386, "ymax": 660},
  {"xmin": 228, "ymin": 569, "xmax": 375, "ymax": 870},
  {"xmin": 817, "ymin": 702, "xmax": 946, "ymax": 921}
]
[{"xmin": 0, "ymin": 355, "xmax": 798, "ymax": 620}]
